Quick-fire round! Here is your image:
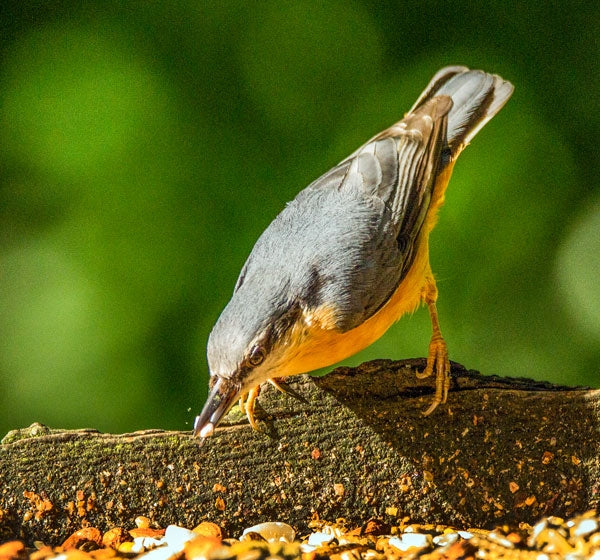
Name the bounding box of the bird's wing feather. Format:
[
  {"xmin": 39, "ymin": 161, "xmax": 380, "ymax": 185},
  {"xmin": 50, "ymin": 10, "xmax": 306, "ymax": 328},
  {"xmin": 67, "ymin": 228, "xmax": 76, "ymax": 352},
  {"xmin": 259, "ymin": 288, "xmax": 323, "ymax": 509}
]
[
  {"xmin": 410, "ymin": 67, "xmax": 513, "ymax": 153},
  {"xmin": 292, "ymin": 96, "xmax": 452, "ymax": 331}
]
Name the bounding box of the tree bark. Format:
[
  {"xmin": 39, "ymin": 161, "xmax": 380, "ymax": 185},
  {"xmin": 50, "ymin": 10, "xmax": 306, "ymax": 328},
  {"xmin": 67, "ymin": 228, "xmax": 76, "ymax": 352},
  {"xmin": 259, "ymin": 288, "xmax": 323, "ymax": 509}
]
[{"xmin": 1, "ymin": 359, "xmax": 598, "ymax": 546}]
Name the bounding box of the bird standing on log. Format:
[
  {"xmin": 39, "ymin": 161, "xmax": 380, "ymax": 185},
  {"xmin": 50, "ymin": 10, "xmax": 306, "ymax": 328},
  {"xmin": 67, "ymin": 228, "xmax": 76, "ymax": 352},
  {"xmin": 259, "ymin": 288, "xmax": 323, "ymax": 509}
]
[{"xmin": 194, "ymin": 66, "xmax": 514, "ymax": 439}]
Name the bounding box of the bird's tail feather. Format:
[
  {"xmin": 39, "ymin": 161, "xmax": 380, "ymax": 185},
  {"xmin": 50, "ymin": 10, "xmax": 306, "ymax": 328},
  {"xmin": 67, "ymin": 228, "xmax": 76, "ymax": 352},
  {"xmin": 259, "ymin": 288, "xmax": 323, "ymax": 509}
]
[{"xmin": 411, "ymin": 66, "xmax": 514, "ymax": 155}]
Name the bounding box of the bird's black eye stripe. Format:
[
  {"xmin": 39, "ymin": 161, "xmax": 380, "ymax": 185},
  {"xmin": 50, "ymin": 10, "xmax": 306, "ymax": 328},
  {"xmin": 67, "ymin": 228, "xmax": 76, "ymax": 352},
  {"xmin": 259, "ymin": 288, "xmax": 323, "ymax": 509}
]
[{"xmin": 248, "ymin": 345, "xmax": 266, "ymax": 367}]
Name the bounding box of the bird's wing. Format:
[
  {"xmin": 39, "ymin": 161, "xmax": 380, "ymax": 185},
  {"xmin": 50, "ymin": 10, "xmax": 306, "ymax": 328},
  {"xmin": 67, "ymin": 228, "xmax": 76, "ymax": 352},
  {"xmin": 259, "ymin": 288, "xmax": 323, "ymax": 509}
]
[{"xmin": 294, "ymin": 96, "xmax": 452, "ymax": 331}]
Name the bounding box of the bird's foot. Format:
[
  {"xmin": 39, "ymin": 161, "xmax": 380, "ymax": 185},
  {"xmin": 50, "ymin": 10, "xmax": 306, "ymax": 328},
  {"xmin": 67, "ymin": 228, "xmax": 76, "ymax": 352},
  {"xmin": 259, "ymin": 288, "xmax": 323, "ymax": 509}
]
[
  {"xmin": 238, "ymin": 378, "xmax": 293, "ymax": 431},
  {"xmin": 416, "ymin": 334, "xmax": 451, "ymax": 416},
  {"xmin": 238, "ymin": 386, "xmax": 261, "ymax": 431},
  {"xmin": 268, "ymin": 377, "xmax": 294, "ymax": 395}
]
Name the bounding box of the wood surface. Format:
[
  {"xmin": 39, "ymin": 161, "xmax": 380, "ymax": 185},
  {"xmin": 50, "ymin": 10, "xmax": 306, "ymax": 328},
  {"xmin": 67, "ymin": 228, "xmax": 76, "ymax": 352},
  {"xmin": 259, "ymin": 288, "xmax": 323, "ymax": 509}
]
[{"xmin": 1, "ymin": 359, "xmax": 598, "ymax": 546}]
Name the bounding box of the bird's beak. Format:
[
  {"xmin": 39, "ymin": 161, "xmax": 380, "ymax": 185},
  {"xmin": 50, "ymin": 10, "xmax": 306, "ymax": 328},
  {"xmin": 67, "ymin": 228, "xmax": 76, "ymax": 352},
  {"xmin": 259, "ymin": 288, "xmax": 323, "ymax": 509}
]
[{"xmin": 193, "ymin": 376, "xmax": 241, "ymax": 439}]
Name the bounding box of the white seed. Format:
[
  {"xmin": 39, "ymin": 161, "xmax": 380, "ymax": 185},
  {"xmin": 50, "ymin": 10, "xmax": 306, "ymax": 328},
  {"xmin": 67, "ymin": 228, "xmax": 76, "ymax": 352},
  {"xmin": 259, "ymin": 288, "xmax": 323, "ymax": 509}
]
[
  {"xmin": 164, "ymin": 525, "xmax": 197, "ymax": 549},
  {"xmin": 199, "ymin": 423, "xmax": 214, "ymax": 438},
  {"xmin": 529, "ymin": 520, "xmax": 548, "ymax": 546},
  {"xmin": 307, "ymin": 532, "xmax": 335, "ymax": 547},
  {"xmin": 486, "ymin": 531, "xmax": 514, "ymax": 549},
  {"xmin": 572, "ymin": 518, "xmax": 599, "ymax": 537},
  {"xmin": 388, "ymin": 533, "xmax": 431, "ymax": 551},
  {"xmin": 433, "ymin": 533, "xmax": 459, "ymax": 546},
  {"xmin": 137, "ymin": 545, "xmax": 180, "ymax": 560},
  {"xmin": 131, "ymin": 536, "xmax": 165, "ymax": 553},
  {"xmin": 241, "ymin": 522, "xmax": 295, "ymax": 543}
]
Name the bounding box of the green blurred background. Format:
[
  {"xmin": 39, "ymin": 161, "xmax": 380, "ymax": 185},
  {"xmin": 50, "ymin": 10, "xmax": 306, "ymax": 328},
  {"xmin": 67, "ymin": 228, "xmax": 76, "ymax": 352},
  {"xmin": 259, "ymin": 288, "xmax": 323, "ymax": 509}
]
[{"xmin": 0, "ymin": 1, "xmax": 598, "ymax": 437}]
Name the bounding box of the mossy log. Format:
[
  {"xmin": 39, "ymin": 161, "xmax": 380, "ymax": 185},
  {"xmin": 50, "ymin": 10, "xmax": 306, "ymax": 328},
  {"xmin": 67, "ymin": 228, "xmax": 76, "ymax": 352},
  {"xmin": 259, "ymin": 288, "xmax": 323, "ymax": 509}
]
[{"xmin": 1, "ymin": 359, "xmax": 598, "ymax": 546}]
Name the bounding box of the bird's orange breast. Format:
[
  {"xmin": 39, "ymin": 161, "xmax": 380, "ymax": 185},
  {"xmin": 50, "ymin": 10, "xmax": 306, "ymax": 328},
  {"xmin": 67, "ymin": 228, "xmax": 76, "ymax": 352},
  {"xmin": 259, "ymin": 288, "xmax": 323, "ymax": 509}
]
[{"xmin": 278, "ymin": 161, "xmax": 457, "ymax": 377}]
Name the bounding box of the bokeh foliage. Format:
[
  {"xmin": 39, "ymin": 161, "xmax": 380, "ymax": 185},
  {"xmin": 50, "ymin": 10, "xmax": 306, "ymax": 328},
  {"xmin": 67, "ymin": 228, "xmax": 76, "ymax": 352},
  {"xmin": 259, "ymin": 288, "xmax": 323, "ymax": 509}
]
[{"xmin": 0, "ymin": 1, "xmax": 598, "ymax": 436}]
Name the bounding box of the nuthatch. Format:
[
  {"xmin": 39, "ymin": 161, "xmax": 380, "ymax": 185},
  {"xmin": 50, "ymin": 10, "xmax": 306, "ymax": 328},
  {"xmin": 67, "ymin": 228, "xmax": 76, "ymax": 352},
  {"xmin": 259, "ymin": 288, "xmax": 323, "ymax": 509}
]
[{"xmin": 194, "ymin": 66, "xmax": 513, "ymax": 439}]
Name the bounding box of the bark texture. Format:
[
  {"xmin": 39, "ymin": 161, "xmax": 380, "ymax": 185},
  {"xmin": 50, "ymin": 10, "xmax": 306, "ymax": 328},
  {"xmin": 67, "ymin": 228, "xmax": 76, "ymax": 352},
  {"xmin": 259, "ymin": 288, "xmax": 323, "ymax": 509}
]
[{"xmin": 1, "ymin": 359, "xmax": 598, "ymax": 546}]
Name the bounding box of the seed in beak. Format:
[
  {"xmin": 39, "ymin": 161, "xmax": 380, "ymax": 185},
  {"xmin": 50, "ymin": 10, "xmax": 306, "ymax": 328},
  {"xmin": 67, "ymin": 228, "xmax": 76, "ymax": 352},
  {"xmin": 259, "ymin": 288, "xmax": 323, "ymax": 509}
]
[{"xmin": 198, "ymin": 422, "xmax": 214, "ymax": 438}]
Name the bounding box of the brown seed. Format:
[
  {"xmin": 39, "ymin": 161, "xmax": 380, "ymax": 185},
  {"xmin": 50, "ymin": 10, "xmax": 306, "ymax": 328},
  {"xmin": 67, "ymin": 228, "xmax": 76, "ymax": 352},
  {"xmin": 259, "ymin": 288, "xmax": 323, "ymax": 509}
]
[
  {"xmin": 193, "ymin": 521, "xmax": 223, "ymax": 539},
  {"xmin": 506, "ymin": 532, "xmax": 523, "ymax": 544},
  {"xmin": 311, "ymin": 448, "xmax": 321, "ymax": 460},
  {"xmin": 101, "ymin": 527, "xmax": 130, "ymax": 549},
  {"xmin": 509, "ymin": 481, "xmax": 519, "ymax": 493},
  {"xmin": 363, "ymin": 519, "xmax": 390, "ymax": 536},
  {"xmin": 135, "ymin": 515, "xmax": 151, "ymax": 529},
  {"xmin": 215, "ymin": 497, "xmax": 226, "ymax": 511},
  {"xmin": 525, "ymin": 495, "xmax": 536, "ymax": 506},
  {"xmin": 29, "ymin": 545, "xmax": 54, "ymax": 560},
  {"xmin": 541, "ymin": 451, "xmax": 554, "ymax": 465},
  {"xmin": 61, "ymin": 527, "xmax": 102, "ymax": 550},
  {"xmin": 22, "ymin": 491, "xmax": 53, "ymax": 519},
  {"xmin": 117, "ymin": 541, "xmax": 135, "ymax": 554},
  {"xmin": 129, "ymin": 528, "xmax": 165, "ymax": 539},
  {"xmin": 0, "ymin": 540, "xmax": 25, "ymax": 558},
  {"xmin": 443, "ymin": 540, "xmax": 478, "ymax": 559},
  {"xmin": 184, "ymin": 535, "xmax": 222, "ymax": 560}
]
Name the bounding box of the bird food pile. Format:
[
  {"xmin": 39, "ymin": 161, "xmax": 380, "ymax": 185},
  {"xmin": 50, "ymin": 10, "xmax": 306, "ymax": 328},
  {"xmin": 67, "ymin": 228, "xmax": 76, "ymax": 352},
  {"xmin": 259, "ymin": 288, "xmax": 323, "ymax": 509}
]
[{"xmin": 2, "ymin": 511, "xmax": 600, "ymax": 560}]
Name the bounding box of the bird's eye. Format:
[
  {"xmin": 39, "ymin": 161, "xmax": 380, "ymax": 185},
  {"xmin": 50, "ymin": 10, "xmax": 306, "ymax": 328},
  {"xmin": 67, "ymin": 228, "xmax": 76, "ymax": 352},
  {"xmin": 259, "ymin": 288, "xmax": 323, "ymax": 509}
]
[{"xmin": 248, "ymin": 345, "xmax": 266, "ymax": 367}]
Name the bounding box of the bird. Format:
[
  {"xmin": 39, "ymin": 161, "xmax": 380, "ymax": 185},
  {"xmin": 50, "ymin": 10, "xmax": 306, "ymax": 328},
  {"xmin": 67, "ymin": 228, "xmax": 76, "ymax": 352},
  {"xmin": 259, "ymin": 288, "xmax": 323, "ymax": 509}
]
[{"xmin": 193, "ymin": 65, "xmax": 514, "ymax": 439}]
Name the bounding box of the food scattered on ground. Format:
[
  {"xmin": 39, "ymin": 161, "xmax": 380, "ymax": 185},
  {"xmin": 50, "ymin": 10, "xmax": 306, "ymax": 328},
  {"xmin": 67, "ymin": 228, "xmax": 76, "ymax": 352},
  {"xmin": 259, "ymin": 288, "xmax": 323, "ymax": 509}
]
[{"xmin": 2, "ymin": 511, "xmax": 600, "ymax": 559}]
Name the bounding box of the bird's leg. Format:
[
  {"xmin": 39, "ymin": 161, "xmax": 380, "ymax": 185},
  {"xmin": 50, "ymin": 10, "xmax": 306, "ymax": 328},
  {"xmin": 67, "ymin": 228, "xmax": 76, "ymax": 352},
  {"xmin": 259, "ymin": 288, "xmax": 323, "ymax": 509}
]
[
  {"xmin": 238, "ymin": 378, "xmax": 299, "ymax": 431},
  {"xmin": 238, "ymin": 386, "xmax": 261, "ymax": 431},
  {"xmin": 416, "ymin": 278, "xmax": 451, "ymax": 416},
  {"xmin": 268, "ymin": 377, "xmax": 292, "ymax": 395}
]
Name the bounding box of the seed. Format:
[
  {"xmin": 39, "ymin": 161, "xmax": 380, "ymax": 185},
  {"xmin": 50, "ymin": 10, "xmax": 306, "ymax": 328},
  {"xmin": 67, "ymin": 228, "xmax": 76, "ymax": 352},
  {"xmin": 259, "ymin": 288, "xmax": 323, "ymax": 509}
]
[
  {"xmin": 572, "ymin": 518, "xmax": 598, "ymax": 538},
  {"xmin": 165, "ymin": 524, "xmax": 198, "ymax": 548},
  {"xmin": 388, "ymin": 533, "xmax": 432, "ymax": 551},
  {"xmin": 102, "ymin": 527, "xmax": 130, "ymax": 549},
  {"xmin": 307, "ymin": 532, "xmax": 335, "ymax": 547},
  {"xmin": 135, "ymin": 516, "xmax": 151, "ymax": 529},
  {"xmin": 486, "ymin": 531, "xmax": 514, "ymax": 548},
  {"xmin": 61, "ymin": 527, "xmax": 102, "ymax": 550},
  {"xmin": 241, "ymin": 522, "xmax": 295, "ymax": 543},
  {"xmin": 193, "ymin": 521, "xmax": 223, "ymax": 539},
  {"xmin": 199, "ymin": 422, "xmax": 215, "ymax": 438}
]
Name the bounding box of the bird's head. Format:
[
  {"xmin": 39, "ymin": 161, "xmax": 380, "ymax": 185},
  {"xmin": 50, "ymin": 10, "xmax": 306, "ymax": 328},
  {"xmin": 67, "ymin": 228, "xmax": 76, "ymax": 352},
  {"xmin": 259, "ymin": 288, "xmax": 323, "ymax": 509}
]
[{"xmin": 192, "ymin": 273, "xmax": 308, "ymax": 439}]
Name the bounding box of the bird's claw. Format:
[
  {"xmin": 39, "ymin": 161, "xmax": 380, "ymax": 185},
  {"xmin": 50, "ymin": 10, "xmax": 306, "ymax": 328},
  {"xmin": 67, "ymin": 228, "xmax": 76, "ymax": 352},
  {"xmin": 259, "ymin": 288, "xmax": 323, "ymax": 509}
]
[
  {"xmin": 238, "ymin": 385, "xmax": 261, "ymax": 431},
  {"xmin": 238, "ymin": 378, "xmax": 290, "ymax": 432},
  {"xmin": 238, "ymin": 377, "xmax": 300, "ymax": 431},
  {"xmin": 417, "ymin": 334, "xmax": 451, "ymax": 416}
]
